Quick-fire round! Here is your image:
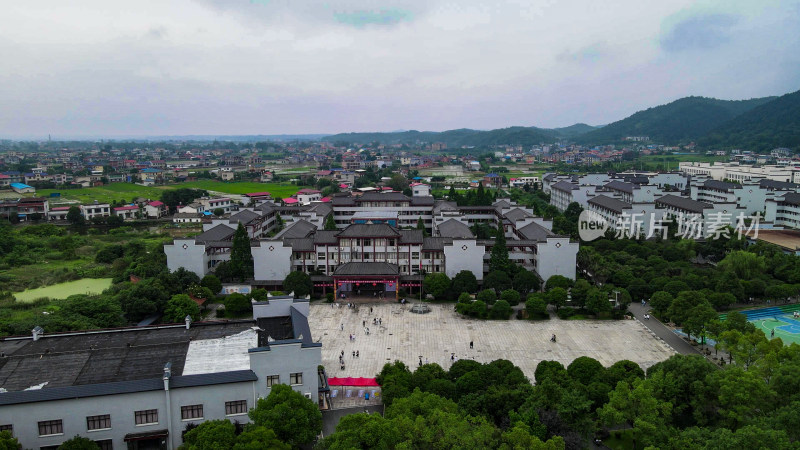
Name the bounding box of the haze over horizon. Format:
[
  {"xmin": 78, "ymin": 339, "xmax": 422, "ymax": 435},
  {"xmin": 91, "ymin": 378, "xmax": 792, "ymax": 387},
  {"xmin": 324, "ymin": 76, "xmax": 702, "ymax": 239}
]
[{"xmin": 1, "ymin": 0, "xmax": 799, "ymax": 138}]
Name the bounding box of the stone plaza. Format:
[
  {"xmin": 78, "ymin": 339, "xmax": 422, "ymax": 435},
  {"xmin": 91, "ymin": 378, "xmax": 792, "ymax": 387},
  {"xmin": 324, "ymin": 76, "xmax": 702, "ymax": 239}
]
[{"xmin": 309, "ymin": 302, "xmax": 675, "ymax": 381}]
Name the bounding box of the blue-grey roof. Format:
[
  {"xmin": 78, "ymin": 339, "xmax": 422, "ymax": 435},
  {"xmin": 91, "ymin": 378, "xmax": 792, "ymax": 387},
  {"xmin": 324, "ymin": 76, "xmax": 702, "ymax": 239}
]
[{"xmin": 0, "ymin": 370, "xmax": 257, "ymax": 406}]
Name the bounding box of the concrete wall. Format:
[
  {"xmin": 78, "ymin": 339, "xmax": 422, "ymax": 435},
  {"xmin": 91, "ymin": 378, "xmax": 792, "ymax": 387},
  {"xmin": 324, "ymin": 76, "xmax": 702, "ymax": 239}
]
[
  {"xmin": 536, "ymin": 237, "xmax": 578, "ymax": 281},
  {"xmin": 165, "ymin": 240, "xmax": 208, "ymax": 278},
  {"xmin": 0, "ymin": 381, "xmax": 258, "ymax": 450},
  {"xmin": 252, "ymin": 241, "xmax": 292, "ymax": 282},
  {"xmin": 249, "ymin": 343, "xmax": 321, "ymax": 400},
  {"xmin": 443, "ymin": 239, "xmax": 486, "ymax": 280}
]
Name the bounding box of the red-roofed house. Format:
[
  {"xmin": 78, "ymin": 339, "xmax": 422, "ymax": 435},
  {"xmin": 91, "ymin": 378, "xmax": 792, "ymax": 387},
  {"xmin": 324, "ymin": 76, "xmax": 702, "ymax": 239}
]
[
  {"xmin": 144, "ymin": 200, "xmax": 166, "ymax": 218},
  {"xmin": 114, "ymin": 205, "xmax": 140, "ymax": 220},
  {"xmin": 282, "ymin": 197, "xmax": 299, "ymax": 205},
  {"xmin": 48, "ymin": 206, "xmax": 72, "ymax": 221},
  {"xmin": 243, "ymin": 192, "xmax": 272, "ymax": 206},
  {"xmin": 296, "ymin": 189, "xmax": 322, "ymax": 204}
]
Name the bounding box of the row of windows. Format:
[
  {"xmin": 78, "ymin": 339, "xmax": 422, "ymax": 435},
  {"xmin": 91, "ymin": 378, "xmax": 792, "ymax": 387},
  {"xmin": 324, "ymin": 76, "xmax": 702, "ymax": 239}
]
[
  {"xmin": 16, "ymin": 400, "xmax": 250, "ymax": 439},
  {"xmin": 266, "ymin": 372, "xmax": 303, "ymax": 386}
]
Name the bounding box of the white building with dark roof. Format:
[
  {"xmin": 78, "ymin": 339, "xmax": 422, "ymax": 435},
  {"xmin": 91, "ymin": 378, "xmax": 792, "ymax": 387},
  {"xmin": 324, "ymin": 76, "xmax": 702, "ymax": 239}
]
[
  {"xmin": 166, "ymin": 195, "xmax": 580, "ymax": 294},
  {"xmin": 0, "ymin": 298, "xmax": 323, "ymax": 450}
]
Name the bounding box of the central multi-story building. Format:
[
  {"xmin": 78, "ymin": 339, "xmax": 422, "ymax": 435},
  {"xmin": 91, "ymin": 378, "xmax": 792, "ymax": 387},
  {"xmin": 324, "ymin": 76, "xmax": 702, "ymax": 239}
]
[{"xmin": 165, "ymin": 191, "xmax": 579, "ymax": 294}]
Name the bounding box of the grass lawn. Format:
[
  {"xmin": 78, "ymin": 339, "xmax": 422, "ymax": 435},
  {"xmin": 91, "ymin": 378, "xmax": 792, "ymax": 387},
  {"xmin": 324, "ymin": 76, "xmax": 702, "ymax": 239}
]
[
  {"xmin": 14, "ymin": 278, "xmax": 114, "ymax": 302},
  {"xmin": 35, "ymin": 181, "xmax": 302, "ymax": 204}
]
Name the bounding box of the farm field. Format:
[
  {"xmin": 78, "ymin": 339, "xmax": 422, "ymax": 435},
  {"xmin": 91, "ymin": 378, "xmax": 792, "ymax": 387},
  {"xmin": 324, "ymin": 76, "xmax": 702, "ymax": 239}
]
[
  {"xmin": 38, "ymin": 184, "xmax": 165, "ymax": 205},
  {"xmin": 175, "ymin": 181, "xmax": 301, "ymax": 198},
  {"xmin": 14, "ymin": 278, "xmax": 114, "ymax": 302},
  {"xmin": 36, "ymin": 181, "xmax": 302, "ymax": 204}
]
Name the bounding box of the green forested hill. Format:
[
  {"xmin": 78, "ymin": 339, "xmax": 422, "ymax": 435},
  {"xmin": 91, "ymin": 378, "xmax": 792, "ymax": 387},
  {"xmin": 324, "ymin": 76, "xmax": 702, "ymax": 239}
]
[
  {"xmin": 575, "ymin": 96, "xmax": 776, "ymax": 144},
  {"xmin": 324, "ymin": 123, "xmax": 602, "ymax": 148},
  {"xmin": 552, "ymin": 123, "xmax": 599, "ymax": 137},
  {"xmin": 325, "ymin": 126, "xmax": 560, "ymax": 147},
  {"xmin": 699, "ymin": 89, "xmax": 800, "ymax": 151}
]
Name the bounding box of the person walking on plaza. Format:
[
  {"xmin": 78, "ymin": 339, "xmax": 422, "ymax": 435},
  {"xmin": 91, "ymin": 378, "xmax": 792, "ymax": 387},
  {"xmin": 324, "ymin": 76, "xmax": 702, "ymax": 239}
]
[{"xmin": 469, "ymin": 340, "xmax": 473, "ymax": 349}]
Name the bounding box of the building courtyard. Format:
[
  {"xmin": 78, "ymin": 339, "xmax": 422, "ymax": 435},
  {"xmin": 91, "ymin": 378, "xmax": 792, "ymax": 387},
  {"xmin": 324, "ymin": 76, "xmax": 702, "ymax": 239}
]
[{"xmin": 309, "ymin": 302, "xmax": 675, "ymax": 381}]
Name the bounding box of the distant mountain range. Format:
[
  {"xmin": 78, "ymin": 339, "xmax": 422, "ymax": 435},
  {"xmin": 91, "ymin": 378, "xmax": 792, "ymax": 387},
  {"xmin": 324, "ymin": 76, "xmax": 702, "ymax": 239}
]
[
  {"xmin": 323, "ymin": 123, "xmax": 600, "ymax": 147},
  {"xmin": 323, "ymin": 88, "xmax": 800, "ymax": 150}
]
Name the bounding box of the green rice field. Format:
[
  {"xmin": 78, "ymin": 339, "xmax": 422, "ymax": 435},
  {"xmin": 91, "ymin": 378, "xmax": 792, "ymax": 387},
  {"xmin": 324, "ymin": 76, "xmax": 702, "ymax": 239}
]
[
  {"xmin": 35, "ymin": 181, "xmax": 301, "ymax": 205},
  {"xmin": 13, "ymin": 278, "xmax": 114, "ymax": 302}
]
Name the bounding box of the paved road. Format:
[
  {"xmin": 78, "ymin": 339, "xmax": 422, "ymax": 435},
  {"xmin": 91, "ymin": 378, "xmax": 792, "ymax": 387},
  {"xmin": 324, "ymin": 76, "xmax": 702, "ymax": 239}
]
[{"xmin": 628, "ymin": 303, "xmax": 700, "ymax": 356}]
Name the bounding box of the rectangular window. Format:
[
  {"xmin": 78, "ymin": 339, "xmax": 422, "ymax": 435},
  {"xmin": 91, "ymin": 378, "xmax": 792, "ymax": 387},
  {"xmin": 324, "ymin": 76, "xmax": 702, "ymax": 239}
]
[
  {"xmin": 290, "ymin": 372, "xmax": 303, "ymax": 385},
  {"xmin": 37, "ymin": 420, "xmax": 63, "ymax": 436},
  {"xmin": 225, "ymin": 400, "xmax": 248, "ymax": 416},
  {"xmin": 0, "ymin": 424, "xmax": 12, "ymax": 434},
  {"xmin": 94, "ymin": 439, "xmax": 113, "ymax": 450},
  {"xmin": 86, "ymin": 414, "xmax": 111, "ymax": 431},
  {"xmin": 363, "ymin": 239, "xmax": 371, "ymax": 246},
  {"xmin": 317, "ymin": 252, "xmax": 325, "ymax": 259},
  {"xmin": 134, "ymin": 409, "xmax": 158, "ymax": 426},
  {"xmin": 181, "ymin": 405, "xmax": 204, "ymax": 421},
  {"xmin": 266, "ymin": 375, "xmax": 280, "ymax": 387}
]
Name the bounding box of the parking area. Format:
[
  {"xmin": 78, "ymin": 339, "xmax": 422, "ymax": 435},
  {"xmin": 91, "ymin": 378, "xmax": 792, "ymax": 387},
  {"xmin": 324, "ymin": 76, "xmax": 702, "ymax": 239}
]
[{"xmin": 309, "ymin": 303, "xmax": 675, "ymax": 381}]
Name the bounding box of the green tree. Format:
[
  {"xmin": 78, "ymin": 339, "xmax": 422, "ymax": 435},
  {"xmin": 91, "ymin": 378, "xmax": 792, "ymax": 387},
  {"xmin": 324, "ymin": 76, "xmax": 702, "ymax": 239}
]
[
  {"xmin": 416, "ymin": 216, "xmax": 427, "ymax": 235},
  {"xmin": 667, "ymin": 291, "xmax": 707, "ymax": 325},
  {"xmin": 605, "ymin": 360, "xmax": 645, "ymax": 387},
  {"xmin": 525, "ymin": 293, "xmax": 547, "ymax": 319},
  {"xmin": 106, "ymin": 214, "xmax": 125, "ymax": 228},
  {"xmin": 283, "ymin": 271, "xmax": 312, "ymax": 298},
  {"xmin": 324, "ymin": 214, "xmax": 337, "ymax": 231},
  {"xmin": 500, "ymin": 289, "xmax": 521, "ymax": 306},
  {"xmin": 230, "ymin": 223, "xmax": 254, "ymax": 281},
  {"xmin": 249, "ymin": 384, "xmax": 322, "ymax": 447},
  {"xmin": 683, "ymin": 302, "xmax": 718, "ymax": 344},
  {"xmin": 489, "ymin": 300, "xmax": 513, "ymax": 320},
  {"xmin": 544, "ymin": 275, "xmax": 572, "ymax": 291},
  {"xmin": 567, "ymin": 356, "xmax": 605, "ymax": 386},
  {"xmin": 163, "ymin": 294, "xmax": 201, "ymax": 323},
  {"xmin": 585, "ymin": 288, "xmax": 611, "ymax": 316},
  {"xmin": 224, "ymin": 293, "xmax": 252, "ymax": 316},
  {"xmin": 423, "ymin": 273, "xmax": 451, "ymax": 300},
  {"xmin": 477, "ymin": 289, "xmax": 497, "ymax": 305},
  {"xmin": 234, "ymin": 426, "xmax": 290, "ymax": 450},
  {"xmin": 181, "ymin": 419, "xmax": 236, "ymax": 450},
  {"xmin": 66, "ymin": 205, "xmax": 84, "ymax": 225},
  {"xmin": 483, "ymin": 270, "xmax": 512, "ymax": 293},
  {"xmin": 718, "ymin": 250, "xmax": 766, "ymax": 279},
  {"xmin": 57, "ymin": 435, "xmax": 100, "ymax": 449},
  {"xmin": 388, "ymin": 174, "xmax": 408, "ymax": 191},
  {"xmin": 649, "ymin": 291, "xmax": 674, "ymax": 317},
  {"xmin": 512, "ymin": 270, "xmax": 540, "ymax": 295},
  {"xmin": 489, "ymin": 231, "xmax": 511, "ymax": 272},
  {"xmin": 569, "ymin": 279, "xmax": 592, "ymax": 308},
  {"xmin": 545, "ymin": 287, "xmax": 568, "ymax": 311},
  {"xmin": 451, "ymin": 270, "xmax": 479, "ymax": 294},
  {"xmin": 213, "ymin": 208, "xmax": 224, "ymax": 217},
  {"xmin": 0, "ymin": 430, "xmax": 21, "ymax": 450},
  {"xmin": 599, "ymin": 379, "xmax": 672, "ymax": 450},
  {"xmin": 201, "ymin": 274, "xmax": 222, "ymax": 295}
]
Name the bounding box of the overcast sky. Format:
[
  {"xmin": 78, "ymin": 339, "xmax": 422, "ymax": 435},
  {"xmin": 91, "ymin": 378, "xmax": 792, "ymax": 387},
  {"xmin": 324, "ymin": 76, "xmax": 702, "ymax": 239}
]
[{"xmin": 1, "ymin": 0, "xmax": 798, "ymax": 138}]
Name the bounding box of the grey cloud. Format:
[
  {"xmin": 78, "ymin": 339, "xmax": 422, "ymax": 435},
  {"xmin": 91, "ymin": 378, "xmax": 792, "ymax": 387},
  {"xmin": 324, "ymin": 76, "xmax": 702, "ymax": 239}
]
[{"xmin": 661, "ymin": 14, "xmax": 739, "ymax": 52}]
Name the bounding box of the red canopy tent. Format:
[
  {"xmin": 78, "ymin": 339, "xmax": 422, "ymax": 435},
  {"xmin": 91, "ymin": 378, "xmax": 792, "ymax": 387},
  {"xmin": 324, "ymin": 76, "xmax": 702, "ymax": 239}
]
[{"xmin": 327, "ymin": 377, "xmax": 381, "ymax": 387}]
